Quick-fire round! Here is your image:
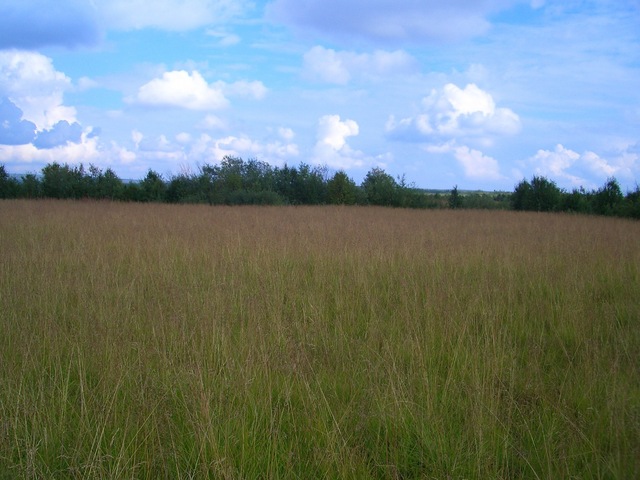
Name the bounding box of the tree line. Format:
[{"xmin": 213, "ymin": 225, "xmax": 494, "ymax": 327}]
[{"xmin": 0, "ymin": 158, "xmax": 638, "ymax": 218}]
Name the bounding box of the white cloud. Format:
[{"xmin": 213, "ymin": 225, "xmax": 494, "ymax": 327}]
[
  {"xmin": 129, "ymin": 71, "xmax": 268, "ymax": 110},
  {"xmin": 452, "ymin": 145, "xmax": 503, "ymax": 180},
  {"xmin": 130, "ymin": 70, "xmax": 228, "ymax": 110},
  {"xmin": 198, "ymin": 114, "xmax": 228, "ymax": 131},
  {"xmin": 426, "ymin": 141, "xmax": 503, "ymax": 180},
  {"xmin": 0, "ymin": 132, "xmax": 134, "ymax": 169},
  {"xmin": 527, "ymin": 143, "xmax": 640, "ymax": 187},
  {"xmin": 218, "ymin": 79, "xmax": 268, "ymax": 100},
  {"xmin": 302, "ymin": 46, "xmax": 417, "ymax": 84},
  {"xmin": 317, "ymin": 114, "xmax": 359, "ymax": 149},
  {"xmin": 123, "ymin": 130, "xmax": 300, "ymax": 170},
  {"xmin": 312, "ymin": 114, "xmax": 387, "ymax": 169},
  {"xmin": 98, "ymin": 0, "xmax": 249, "ymax": 31},
  {"xmin": 209, "ymin": 135, "xmax": 299, "ymax": 164},
  {"xmin": 387, "ymin": 83, "xmax": 520, "ymax": 145},
  {"xmin": 0, "ymin": 50, "xmax": 76, "ymax": 129},
  {"xmin": 530, "ymin": 144, "xmax": 580, "ymax": 177},
  {"xmin": 278, "ymin": 127, "xmax": 295, "ymax": 141}
]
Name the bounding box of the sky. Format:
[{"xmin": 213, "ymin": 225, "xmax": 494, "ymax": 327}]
[{"xmin": 1, "ymin": 0, "xmax": 639, "ymax": 191}]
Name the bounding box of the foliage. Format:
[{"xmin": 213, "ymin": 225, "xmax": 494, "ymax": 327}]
[
  {"xmin": 512, "ymin": 176, "xmax": 563, "ymax": 212},
  {"xmin": 362, "ymin": 167, "xmax": 398, "ymax": 206},
  {"xmin": 1, "ymin": 161, "xmax": 639, "ymax": 219},
  {"xmin": 0, "ymin": 165, "xmax": 19, "ymax": 198},
  {"xmin": 327, "ymin": 170, "xmax": 359, "ymax": 205},
  {"xmin": 593, "ymin": 177, "xmax": 624, "ymax": 216},
  {"xmin": 449, "ymin": 185, "xmax": 463, "ymax": 209}
]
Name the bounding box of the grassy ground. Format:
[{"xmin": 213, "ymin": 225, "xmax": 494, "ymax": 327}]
[{"xmin": 0, "ymin": 200, "xmax": 638, "ymax": 479}]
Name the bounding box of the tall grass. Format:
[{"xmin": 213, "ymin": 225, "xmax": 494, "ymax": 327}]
[{"xmin": 1, "ymin": 200, "xmax": 638, "ymax": 479}]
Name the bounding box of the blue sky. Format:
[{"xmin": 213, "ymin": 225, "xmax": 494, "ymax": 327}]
[{"xmin": 1, "ymin": 0, "xmax": 639, "ymax": 191}]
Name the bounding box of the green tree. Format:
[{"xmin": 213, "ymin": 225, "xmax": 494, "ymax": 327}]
[
  {"xmin": 140, "ymin": 170, "xmax": 166, "ymax": 202},
  {"xmin": 0, "ymin": 165, "xmax": 19, "ymax": 198},
  {"xmin": 449, "ymin": 185, "xmax": 463, "ymax": 209},
  {"xmin": 42, "ymin": 162, "xmax": 89, "ymax": 199},
  {"xmin": 362, "ymin": 167, "xmax": 398, "ymax": 206},
  {"xmin": 327, "ymin": 171, "xmax": 358, "ymax": 205},
  {"xmin": 593, "ymin": 177, "xmax": 623, "ymax": 216},
  {"xmin": 624, "ymin": 185, "xmax": 640, "ymax": 219},
  {"xmin": 511, "ymin": 176, "xmax": 562, "ymax": 212},
  {"xmin": 20, "ymin": 173, "xmax": 42, "ymax": 198}
]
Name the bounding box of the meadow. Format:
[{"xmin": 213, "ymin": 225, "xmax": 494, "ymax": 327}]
[{"xmin": 0, "ymin": 200, "xmax": 638, "ymax": 479}]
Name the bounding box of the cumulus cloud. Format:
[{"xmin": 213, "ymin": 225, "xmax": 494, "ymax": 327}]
[
  {"xmin": 387, "ymin": 83, "xmax": 520, "ymax": 145},
  {"xmin": 0, "ymin": 0, "xmax": 101, "ymax": 49},
  {"xmin": 130, "ymin": 71, "xmax": 228, "ymax": 110},
  {"xmin": 0, "ymin": 97, "xmax": 36, "ymax": 145},
  {"xmin": 312, "ymin": 114, "xmax": 387, "ymax": 169},
  {"xmin": 527, "ymin": 143, "xmax": 639, "ymax": 187},
  {"xmin": 129, "ymin": 71, "xmax": 267, "ymax": 110},
  {"xmin": 267, "ymin": 0, "xmax": 521, "ymax": 44},
  {"xmin": 302, "ymin": 46, "xmax": 417, "ymax": 84},
  {"xmin": 0, "ymin": 133, "xmax": 104, "ymax": 168},
  {"xmin": 426, "ymin": 141, "xmax": 503, "ymax": 180},
  {"xmin": 209, "ymin": 135, "xmax": 299, "ymax": 164},
  {"xmin": 0, "ymin": 50, "xmax": 77, "ymax": 130}
]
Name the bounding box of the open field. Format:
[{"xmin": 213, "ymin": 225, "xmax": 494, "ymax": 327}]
[{"xmin": 1, "ymin": 200, "xmax": 639, "ymax": 479}]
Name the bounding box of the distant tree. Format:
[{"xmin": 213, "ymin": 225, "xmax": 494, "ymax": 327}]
[
  {"xmin": 87, "ymin": 164, "xmax": 124, "ymax": 200},
  {"xmin": 42, "ymin": 162, "xmax": 89, "ymax": 199},
  {"xmin": 449, "ymin": 185, "xmax": 463, "ymax": 209},
  {"xmin": 140, "ymin": 170, "xmax": 166, "ymax": 202},
  {"xmin": 295, "ymin": 163, "xmax": 327, "ymax": 204},
  {"xmin": 362, "ymin": 167, "xmax": 398, "ymax": 206},
  {"xmin": 593, "ymin": 177, "xmax": 623, "ymax": 216},
  {"xmin": 512, "ymin": 176, "xmax": 562, "ymax": 212},
  {"xmin": 0, "ymin": 165, "xmax": 19, "ymax": 198},
  {"xmin": 623, "ymin": 184, "xmax": 640, "ymax": 219},
  {"xmin": 21, "ymin": 173, "xmax": 42, "ymax": 198},
  {"xmin": 562, "ymin": 187, "xmax": 591, "ymax": 214},
  {"xmin": 327, "ymin": 170, "xmax": 358, "ymax": 205}
]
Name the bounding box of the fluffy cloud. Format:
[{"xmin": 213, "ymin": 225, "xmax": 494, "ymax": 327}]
[
  {"xmin": 130, "ymin": 71, "xmax": 229, "ymax": 110},
  {"xmin": 0, "ymin": 133, "xmax": 104, "ymax": 167},
  {"xmin": 0, "ymin": 50, "xmax": 77, "ymax": 130},
  {"xmin": 303, "ymin": 46, "xmax": 417, "ymax": 84},
  {"xmin": 312, "ymin": 114, "xmax": 387, "ymax": 169},
  {"xmin": 0, "ymin": 0, "xmax": 101, "ymax": 49},
  {"xmin": 129, "ymin": 71, "xmax": 267, "ymax": 110},
  {"xmin": 127, "ymin": 129, "xmax": 300, "ymax": 171},
  {"xmin": 426, "ymin": 141, "xmax": 503, "ymax": 180},
  {"xmin": 387, "ymin": 83, "xmax": 520, "ymax": 144},
  {"xmin": 527, "ymin": 144, "xmax": 640, "ymax": 187},
  {"xmin": 267, "ymin": 0, "xmax": 522, "ymax": 43}
]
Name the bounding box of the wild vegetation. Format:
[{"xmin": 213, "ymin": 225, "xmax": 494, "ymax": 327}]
[
  {"xmin": 1, "ymin": 200, "xmax": 638, "ymax": 478},
  {"xmin": 1, "ymin": 159, "xmax": 639, "ymax": 218}
]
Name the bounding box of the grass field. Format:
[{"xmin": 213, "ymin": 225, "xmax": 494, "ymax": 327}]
[{"xmin": 1, "ymin": 200, "xmax": 639, "ymax": 479}]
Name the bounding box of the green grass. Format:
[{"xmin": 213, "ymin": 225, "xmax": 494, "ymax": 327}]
[{"xmin": 1, "ymin": 200, "xmax": 639, "ymax": 479}]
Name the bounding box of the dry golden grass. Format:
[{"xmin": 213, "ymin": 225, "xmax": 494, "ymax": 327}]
[{"xmin": 1, "ymin": 199, "xmax": 639, "ymax": 479}]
